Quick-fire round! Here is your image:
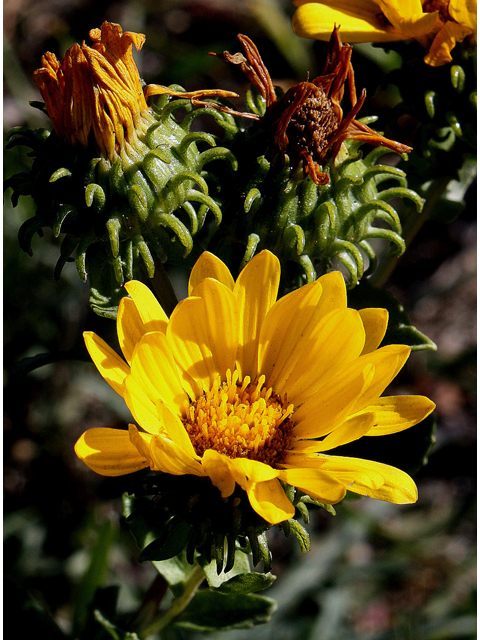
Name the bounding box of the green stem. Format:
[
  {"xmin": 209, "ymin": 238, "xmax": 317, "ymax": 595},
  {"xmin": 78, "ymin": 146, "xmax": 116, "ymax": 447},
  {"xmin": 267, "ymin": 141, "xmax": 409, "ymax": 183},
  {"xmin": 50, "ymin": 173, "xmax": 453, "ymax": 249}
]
[
  {"xmin": 370, "ymin": 176, "xmax": 451, "ymax": 288},
  {"xmin": 137, "ymin": 564, "xmax": 205, "ymax": 639}
]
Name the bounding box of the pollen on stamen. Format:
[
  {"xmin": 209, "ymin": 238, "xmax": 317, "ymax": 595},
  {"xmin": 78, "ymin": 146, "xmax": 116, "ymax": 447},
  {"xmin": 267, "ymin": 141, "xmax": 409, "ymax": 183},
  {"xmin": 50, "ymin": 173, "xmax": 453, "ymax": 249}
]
[{"xmin": 182, "ymin": 371, "xmax": 295, "ymax": 466}]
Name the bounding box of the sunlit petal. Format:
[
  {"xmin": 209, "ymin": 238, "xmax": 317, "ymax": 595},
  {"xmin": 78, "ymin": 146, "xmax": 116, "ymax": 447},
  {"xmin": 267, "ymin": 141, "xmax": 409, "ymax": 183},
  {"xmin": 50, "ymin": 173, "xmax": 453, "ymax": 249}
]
[
  {"xmin": 84, "ymin": 331, "xmax": 130, "ymax": 397},
  {"xmin": 74, "ymin": 427, "xmax": 150, "ymax": 476}
]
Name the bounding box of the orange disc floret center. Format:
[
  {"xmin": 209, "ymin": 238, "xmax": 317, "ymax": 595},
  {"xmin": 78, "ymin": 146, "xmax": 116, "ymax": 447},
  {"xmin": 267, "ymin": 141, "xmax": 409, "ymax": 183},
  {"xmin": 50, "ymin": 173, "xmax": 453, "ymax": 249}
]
[{"xmin": 183, "ymin": 370, "xmax": 294, "ymax": 466}]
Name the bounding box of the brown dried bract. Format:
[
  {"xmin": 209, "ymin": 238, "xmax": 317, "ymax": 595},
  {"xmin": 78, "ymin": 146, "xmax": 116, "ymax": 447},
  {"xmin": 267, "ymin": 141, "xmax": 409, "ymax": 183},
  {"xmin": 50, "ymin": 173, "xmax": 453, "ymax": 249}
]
[{"xmin": 214, "ymin": 28, "xmax": 412, "ymax": 185}]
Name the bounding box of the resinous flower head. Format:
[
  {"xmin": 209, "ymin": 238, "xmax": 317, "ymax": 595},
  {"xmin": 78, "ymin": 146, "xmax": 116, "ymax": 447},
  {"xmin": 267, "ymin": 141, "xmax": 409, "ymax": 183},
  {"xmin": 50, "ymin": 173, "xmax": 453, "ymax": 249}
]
[
  {"xmin": 292, "ymin": 0, "xmax": 477, "ymax": 66},
  {"xmin": 75, "ymin": 251, "xmax": 434, "ymax": 565},
  {"xmin": 7, "ymin": 22, "xmax": 239, "ymax": 316},
  {"xmin": 208, "ymin": 30, "xmax": 423, "ymax": 288}
]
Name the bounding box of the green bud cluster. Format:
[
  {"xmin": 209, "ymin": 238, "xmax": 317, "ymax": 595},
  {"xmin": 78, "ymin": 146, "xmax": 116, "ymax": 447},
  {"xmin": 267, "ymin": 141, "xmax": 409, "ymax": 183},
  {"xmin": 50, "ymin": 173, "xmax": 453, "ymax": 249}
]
[{"xmin": 5, "ymin": 89, "xmax": 238, "ymax": 316}]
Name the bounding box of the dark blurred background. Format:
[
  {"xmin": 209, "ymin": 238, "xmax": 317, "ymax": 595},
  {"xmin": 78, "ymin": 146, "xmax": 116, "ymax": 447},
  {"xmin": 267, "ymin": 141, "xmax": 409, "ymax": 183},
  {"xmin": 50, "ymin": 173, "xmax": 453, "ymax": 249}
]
[{"xmin": 4, "ymin": 1, "xmax": 476, "ymax": 638}]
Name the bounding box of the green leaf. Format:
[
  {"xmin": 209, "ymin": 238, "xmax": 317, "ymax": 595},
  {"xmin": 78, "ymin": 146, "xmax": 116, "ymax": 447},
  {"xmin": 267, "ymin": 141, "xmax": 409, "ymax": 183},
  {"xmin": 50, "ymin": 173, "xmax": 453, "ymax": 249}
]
[
  {"xmin": 348, "ymin": 279, "xmax": 437, "ymax": 351},
  {"xmin": 210, "ymin": 571, "xmax": 276, "ymax": 595},
  {"xmin": 73, "ymin": 521, "xmax": 117, "ymax": 637},
  {"xmin": 152, "ymin": 552, "xmax": 196, "ymax": 597},
  {"xmin": 287, "ymin": 518, "xmax": 310, "ymax": 553},
  {"xmin": 139, "ymin": 521, "xmax": 192, "ymax": 562},
  {"xmin": 199, "ymin": 548, "xmax": 250, "ymax": 589},
  {"xmin": 175, "ymin": 591, "xmax": 277, "ymax": 631}
]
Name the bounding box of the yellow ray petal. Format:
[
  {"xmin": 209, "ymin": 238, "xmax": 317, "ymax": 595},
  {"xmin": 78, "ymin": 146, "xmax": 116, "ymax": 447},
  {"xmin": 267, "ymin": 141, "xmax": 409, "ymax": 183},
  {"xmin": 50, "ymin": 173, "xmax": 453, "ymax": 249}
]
[
  {"xmin": 290, "ymin": 411, "xmax": 375, "ymax": 454},
  {"xmin": 124, "ymin": 281, "xmax": 168, "ymax": 332},
  {"xmin": 117, "ymin": 296, "xmax": 147, "ymax": 363},
  {"xmin": 149, "ymin": 433, "xmax": 205, "ymax": 477},
  {"xmin": 74, "ymin": 427, "xmax": 151, "ymax": 476},
  {"xmin": 278, "ymin": 467, "xmax": 347, "ymax": 504},
  {"xmin": 246, "ymin": 478, "xmax": 295, "ymax": 524},
  {"xmin": 233, "ymin": 251, "xmax": 280, "ymax": 379},
  {"xmin": 227, "ymin": 456, "xmax": 280, "ymax": 484},
  {"xmin": 188, "ymin": 252, "xmax": 235, "ymax": 295},
  {"xmin": 347, "ymin": 344, "xmax": 411, "ymax": 413},
  {"xmin": 424, "ymin": 21, "xmax": 472, "ymax": 66},
  {"xmin": 201, "ymin": 449, "xmax": 237, "ymax": 497},
  {"xmin": 277, "ymin": 308, "xmax": 366, "ymax": 403},
  {"xmin": 292, "ymin": 363, "xmax": 375, "ymax": 439},
  {"xmin": 259, "ymin": 279, "xmax": 324, "ymax": 388},
  {"xmin": 167, "ymin": 296, "xmax": 217, "ymax": 395},
  {"xmin": 123, "ymin": 374, "xmax": 164, "ymax": 435},
  {"xmin": 378, "ymin": 0, "xmax": 439, "ymax": 38},
  {"xmin": 188, "ymin": 278, "xmax": 238, "ymax": 381},
  {"xmin": 358, "ymin": 308, "xmax": 388, "ymax": 355},
  {"xmin": 317, "ymin": 455, "xmax": 418, "ymax": 503},
  {"xmin": 156, "ymin": 399, "xmax": 198, "ymax": 459},
  {"xmin": 292, "ymin": 2, "xmax": 402, "ymax": 42},
  {"xmin": 450, "ymin": 0, "xmax": 477, "ymax": 32},
  {"xmin": 130, "ymin": 331, "xmax": 188, "ymax": 410},
  {"xmin": 360, "ymin": 395, "xmax": 436, "ymax": 436},
  {"xmin": 84, "ymin": 331, "xmax": 130, "ymax": 397}
]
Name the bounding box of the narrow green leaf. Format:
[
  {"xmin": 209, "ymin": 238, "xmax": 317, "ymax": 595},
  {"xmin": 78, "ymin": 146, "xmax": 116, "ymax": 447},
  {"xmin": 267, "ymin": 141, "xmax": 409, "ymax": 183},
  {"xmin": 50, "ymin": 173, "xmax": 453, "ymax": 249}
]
[
  {"xmin": 139, "ymin": 522, "xmax": 192, "ymax": 562},
  {"xmin": 211, "ymin": 571, "xmax": 276, "ymax": 595}
]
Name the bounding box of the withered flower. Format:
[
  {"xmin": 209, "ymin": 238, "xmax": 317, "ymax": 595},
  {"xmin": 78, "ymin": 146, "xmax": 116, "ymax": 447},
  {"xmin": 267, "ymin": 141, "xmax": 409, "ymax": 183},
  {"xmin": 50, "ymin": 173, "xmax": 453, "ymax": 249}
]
[{"xmin": 213, "ymin": 27, "xmax": 412, "ymax": 185}]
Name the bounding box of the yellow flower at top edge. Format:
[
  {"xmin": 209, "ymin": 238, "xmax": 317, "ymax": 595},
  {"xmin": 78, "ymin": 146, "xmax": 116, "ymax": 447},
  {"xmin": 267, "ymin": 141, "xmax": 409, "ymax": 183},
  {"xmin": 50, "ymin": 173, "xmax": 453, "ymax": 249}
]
[
  {"xmin": 74, "ymin": 251, "xmax": 435, "ymax": 525},
  {"xmin": 292, "ymin": 0, "xmax": 477, "ymax": 66}
]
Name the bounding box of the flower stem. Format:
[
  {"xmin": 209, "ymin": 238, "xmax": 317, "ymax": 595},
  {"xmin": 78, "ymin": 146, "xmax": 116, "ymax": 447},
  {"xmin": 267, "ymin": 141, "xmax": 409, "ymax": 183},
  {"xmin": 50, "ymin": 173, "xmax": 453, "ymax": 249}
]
[{"xmin": 137, "ymin": 564, "xmax": 205, "ymax": 639}]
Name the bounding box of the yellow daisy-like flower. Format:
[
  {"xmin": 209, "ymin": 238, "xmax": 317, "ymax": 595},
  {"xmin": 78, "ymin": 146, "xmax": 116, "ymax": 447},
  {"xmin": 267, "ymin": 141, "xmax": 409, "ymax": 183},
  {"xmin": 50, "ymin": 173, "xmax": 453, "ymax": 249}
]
[
  {"xmin": 75, "ymin": 251, "xmax": 435, "ymax": 525},
  {"xmin": 292, "ymin": 0, "xmax": 477, "ymax": 67}
]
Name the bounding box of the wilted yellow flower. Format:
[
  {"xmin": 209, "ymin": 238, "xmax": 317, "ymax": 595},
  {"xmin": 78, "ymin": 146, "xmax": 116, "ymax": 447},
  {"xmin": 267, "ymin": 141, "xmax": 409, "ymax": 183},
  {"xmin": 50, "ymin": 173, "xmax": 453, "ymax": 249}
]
[
  {"xmin": 292, "ymin": 0, "xmax": 477, "ymax": 66},
  {"xmin": 75, "ymin": 251, "xmax": 434, "ymax": 524},
  {"xmin": 33, "ymin": 21, "xmax": 239, "ymax": 164}
]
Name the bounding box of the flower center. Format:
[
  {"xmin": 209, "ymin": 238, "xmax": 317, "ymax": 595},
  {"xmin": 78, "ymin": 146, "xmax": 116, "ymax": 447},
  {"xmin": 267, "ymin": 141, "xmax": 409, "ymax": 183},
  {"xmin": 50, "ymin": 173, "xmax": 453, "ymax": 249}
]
[
  {"xmin": 183, "ymin": 370, "xmax": 295, "ymax": 466},
  {"xmin": 278, "ymin": 82, "xmax": 340, "ymax": 162},
  {"xmin": 422, "ymin": 0, "xmax": 451, "ymax": 22}
]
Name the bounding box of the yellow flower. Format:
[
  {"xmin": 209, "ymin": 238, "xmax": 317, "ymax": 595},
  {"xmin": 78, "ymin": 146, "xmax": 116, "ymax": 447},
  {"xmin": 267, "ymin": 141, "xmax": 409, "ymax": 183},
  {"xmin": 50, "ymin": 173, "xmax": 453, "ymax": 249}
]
[
  {"xmin": 292, "ymin": 0, "xmax": 477, "ymax": 66},
  {"xmin": 75, "ymin": 251, "xmax": 435, "ymax": 525}
]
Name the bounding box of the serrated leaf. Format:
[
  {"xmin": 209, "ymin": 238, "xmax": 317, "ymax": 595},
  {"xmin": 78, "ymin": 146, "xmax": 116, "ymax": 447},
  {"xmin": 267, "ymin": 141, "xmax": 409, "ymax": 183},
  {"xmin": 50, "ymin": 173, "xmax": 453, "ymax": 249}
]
[{"xmin": 175, "ymin": 591, "xmax": 277, "ymax": 631}]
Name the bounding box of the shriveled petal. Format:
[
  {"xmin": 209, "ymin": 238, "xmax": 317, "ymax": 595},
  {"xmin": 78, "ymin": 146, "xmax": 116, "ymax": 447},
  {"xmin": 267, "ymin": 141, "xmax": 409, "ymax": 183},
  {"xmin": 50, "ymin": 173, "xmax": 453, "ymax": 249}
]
[
  {"xmin": 258, "ymin": 279, "xmax": 324, "ymax": 388},
  {"xmin": 84, "ymin": 331, "xmax": 130, "ymax": 397},
  {"xmin": 424, "ymin": 21, "xmax": 472, "ymax": 66},
  {"xmin": 130, "ymin": 331, "xmax": 187, "ymax": 411},
  {"xmin": 188, "ymin": 252, "xmax": 235, "ymax": 294},
  {"xmin": 149, "ymin": 433, "xmax": 204, "ymax": 476},
  {"xmin": 188, "ymin": 278, "xmax": 238, "ymax": 381},
  {"xmin": 292, "ymin": 1, "xmax": 403, "ymax": 42},
  {"xmin": 361, "ymin": 395, "xmax": 436, "ymax": 436},
  {"xmin": 276, "ymin": 308, "xmax": 366, "ymax": 403},
  {"xmin": 117, "ymin": 296, "xmax": 147, "ymax": 363},
  {"xmin": 247, "ymin": 479, "xmax": 295, "ymax": 524},
  {"xmin": 202, "ymin": 449, "xmax": 237, "ymax": 497},
  {"xmin": 74, "ymin": 427, "xmax": 150, "ymax": 476},
  {"xmin": 292, "ymin": 363, "xmax": 375, "ymax": 439},
  {"xmin": 317, "ymin": 455, "xmax": 418, "ymax": 503},
  {"xmin": 358, "ymin": 308, "xmax": 388, "ymax": 355},
  {"xmin": 124, "ymin": 281, "xmax": 168, "ymax": 332},
  {"xmin": 233, "ymin": 251, "xmax": 280, "ymax": 379},
  {"xmin": 278, "ymin": 467, "xmax": 346, "ymax": 504},
  {"xmin": 123, "ymin": 374, "xmax": 164, "ymax": 435},
  {"xmin": 289, "ymin": 412, "xmax": 375, "ymax": 454}
]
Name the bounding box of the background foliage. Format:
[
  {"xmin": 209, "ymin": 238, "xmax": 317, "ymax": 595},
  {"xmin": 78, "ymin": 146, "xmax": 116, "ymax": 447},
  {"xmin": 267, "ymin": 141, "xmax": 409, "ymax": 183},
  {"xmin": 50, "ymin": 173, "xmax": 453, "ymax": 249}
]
[{"xmin": 4, "ymin": 1, "xmax": 476, "ymax": 638}]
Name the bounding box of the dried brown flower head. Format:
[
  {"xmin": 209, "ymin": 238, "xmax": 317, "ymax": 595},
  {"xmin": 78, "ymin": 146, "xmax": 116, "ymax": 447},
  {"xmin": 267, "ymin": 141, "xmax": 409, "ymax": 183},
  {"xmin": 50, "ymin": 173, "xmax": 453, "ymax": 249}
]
[{"xmin": 212, "ymin": 27, "xmax": 412, "ymax": 185}]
